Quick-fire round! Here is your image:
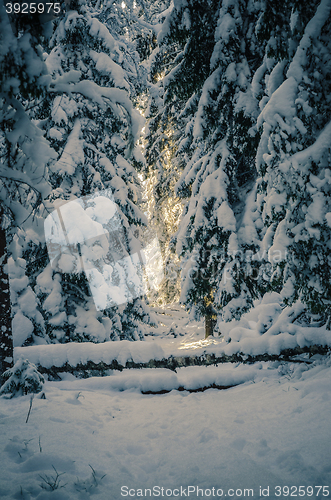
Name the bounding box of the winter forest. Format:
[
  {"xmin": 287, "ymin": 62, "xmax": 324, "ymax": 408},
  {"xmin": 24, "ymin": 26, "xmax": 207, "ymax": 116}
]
[{"xmin": 0, "ymin": 0, "xmax": 331, "ymax": 498}]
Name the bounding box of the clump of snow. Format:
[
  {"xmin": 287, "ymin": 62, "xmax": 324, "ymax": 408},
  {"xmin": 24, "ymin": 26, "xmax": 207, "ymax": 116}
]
[
  {"xmin": 90, "ymin": 50, "xmax": 130, "ymax": 90},
  {"xmin": 291, "ymin": 120, "xmax": 331, "ymax": 167},
  {"xmin": 12, "ymin": 311, "xmax": 34, "ymax": 348},
  {"xmin": 217, "ymin": 201, "xmax": 236, "ymax": 231},
  {"xmin": 53, "ymin": 120, "xmax": 84, "ymax": 175},
  {"xmin": 257, "ymin": 77, "xmax": 298, "ymax": 129},
  {"xmin": 87, "ymin": 17, "xmax": 115, "ymax": 51},
  {"xmin": 8, "ymin": 240, "xmax": 45, "ymax": 347},
  {"xmin": 14, "ymin": 340, "xmax": 165, "ymax": 370},
  {"xmin": 287, "ymin": 0, "xmax": 331, "ymax": 82},
  {"xmin": 219, "ymin": 294, "xmax": 331, "ymax": 357}
]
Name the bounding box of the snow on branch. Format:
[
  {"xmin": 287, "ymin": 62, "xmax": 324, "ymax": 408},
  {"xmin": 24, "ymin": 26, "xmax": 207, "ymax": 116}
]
[
  {"xmin": 50, "ymin": 79, "xmax": 144, "ymax": 146},
  {"xmin": 290, "ymin": 120, "xmax": 331, "ymax": 166},
  {"xmin": 287, "ymin": 0, "xmax": 331, "ymax": 82}
]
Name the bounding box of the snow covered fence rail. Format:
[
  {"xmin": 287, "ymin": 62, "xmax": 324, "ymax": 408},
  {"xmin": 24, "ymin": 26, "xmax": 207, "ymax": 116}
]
[{"xmin": 14, "ymin": 340, "xmax": 331, "ymax": 380}]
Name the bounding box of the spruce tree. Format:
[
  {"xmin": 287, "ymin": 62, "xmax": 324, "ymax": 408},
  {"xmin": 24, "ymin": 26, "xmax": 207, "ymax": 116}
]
[
  {"xmin": 0, "ymin": 0, "xmax": 56, "ymax": 360},
  {"xmin": 36, "ymin": 0, "xmax": 153, "ymax": 341},
  {"xmin": 145, "ymin": 0, "xmax": 221, "ymax": 309},
  {"xmin": 255, "ymin": 0, "xmax": 331, "ymax": 327},
  {"xmin": 146, "ymin": 0, "xmax": 264, "ymax": 334}
]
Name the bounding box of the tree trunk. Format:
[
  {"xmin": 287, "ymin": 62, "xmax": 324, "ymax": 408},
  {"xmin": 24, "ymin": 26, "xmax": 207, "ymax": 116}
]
[
  {"xmin": 205, "ymin": 314, "xmax": 216, "ymax": 338},
  {"xmin": 0, "ymin": 205, "xmax": 13, "ymax": 376}
]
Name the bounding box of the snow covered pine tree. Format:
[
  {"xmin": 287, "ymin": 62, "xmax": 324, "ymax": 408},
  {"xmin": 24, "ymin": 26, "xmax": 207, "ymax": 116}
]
[
  {"xmin": 36, "ymin": 0, "xmax": 154, "ymax": 342},
  {"xmin": 0, "ymin": 0, "xmax": 57, "ymax": 371},
  {"xmin": 254, "ymin": 0, "xmax": 331, "ymax": 328},
  {"xmin": 148, "ymin": 0, "xmax": 263, "ymax": 336}
]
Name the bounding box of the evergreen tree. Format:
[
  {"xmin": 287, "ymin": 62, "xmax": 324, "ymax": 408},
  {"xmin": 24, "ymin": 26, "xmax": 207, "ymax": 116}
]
[
  {"xmin": 0, "ymin": 358, "xmax": 45, "ymax": 397},
  {"xmin": 145, "ymin": 0, "xmax": 220, "ymax": 308},
  {"xmin": 0, "ymin": 0, "xmax": 56, "ymax": 360},
  {"xmin": 35, "ymin": 0, "xmax": 153, "ymax": 341},
  {"xmin": 146, "ymin": 0, "xmax": 263, "ymax": 333},
  {"xmin": 254, "ymin": 0, "xmax": 331, "ymax": 327},
  {"xmin": 96, "ymin": 0, "xmax": 174, "ymax": 307}
]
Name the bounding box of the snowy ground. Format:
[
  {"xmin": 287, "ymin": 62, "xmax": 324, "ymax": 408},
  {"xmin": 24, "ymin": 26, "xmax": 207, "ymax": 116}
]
[
  {"xmin": 1, "ymin": 356, "xmax": 331, "ymax": 500},
  {"xmin": 2, "ymin": 303, "xmax": 331, "ymax": 499}
]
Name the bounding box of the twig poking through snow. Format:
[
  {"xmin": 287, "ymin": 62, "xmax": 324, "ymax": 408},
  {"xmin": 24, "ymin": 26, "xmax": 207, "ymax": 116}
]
[
  {"xmin": 25, "ymin": 395, "xmax": 34, "ymax": 424},
  {"xmin": 39, "ymin": 465, "xmax": 67, "ymax": 491}
]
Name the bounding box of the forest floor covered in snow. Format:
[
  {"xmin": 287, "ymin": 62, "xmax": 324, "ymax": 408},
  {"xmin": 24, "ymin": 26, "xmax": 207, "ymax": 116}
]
[
  {"xmin": 1, "ymin": 353, "xmax": 331, "ymax": 499},
  {"xmin": 0, "ymin": 309, "xmax": 331, "ymax": 500},
  {"xmin": 1, "ymin": 302, "xmax": 331, "ymax": 499}
]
